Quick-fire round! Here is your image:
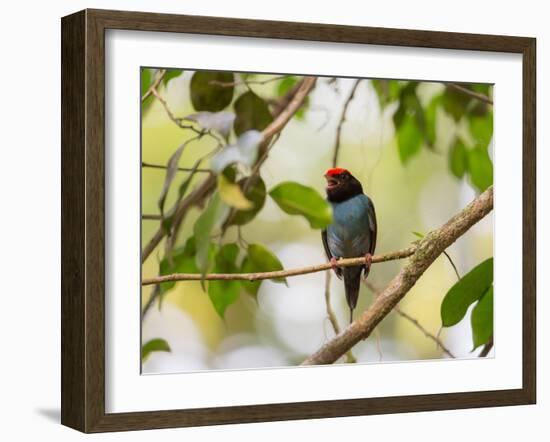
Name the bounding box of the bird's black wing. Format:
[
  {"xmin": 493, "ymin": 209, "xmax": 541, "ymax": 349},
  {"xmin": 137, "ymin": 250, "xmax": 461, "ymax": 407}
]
[
  {"xmin": 368, "ymin": 198, "xmax": 377, "ymax": 256},
  {"xmin": 321, "ymin": 229, "xmax": 342, "ymax": 279}
]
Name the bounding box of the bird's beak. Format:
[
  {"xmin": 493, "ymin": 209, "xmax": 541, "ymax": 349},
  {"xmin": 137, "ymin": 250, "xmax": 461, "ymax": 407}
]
[{"xmin": 324, "ymin": 174, "xmax": 338, "ymax": 190}]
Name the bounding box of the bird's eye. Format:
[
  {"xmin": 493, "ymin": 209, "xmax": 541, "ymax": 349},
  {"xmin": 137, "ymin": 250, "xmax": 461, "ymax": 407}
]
[{"xmin": 343, "ymin": 173, "xmax": 349, "ymax": 180}]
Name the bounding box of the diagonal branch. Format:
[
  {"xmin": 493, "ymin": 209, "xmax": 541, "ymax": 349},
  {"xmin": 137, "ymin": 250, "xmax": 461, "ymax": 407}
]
[
  {"xmin": 141, "ymin": 246, "xmax": 415, "ymax": 286},
  {"xmin": 448, "ymin": 83, "xmax": 493, "ymax": 105},
  {"xmin": 302, "ymin": 185, "xmax": 493, "ymax": 365}
]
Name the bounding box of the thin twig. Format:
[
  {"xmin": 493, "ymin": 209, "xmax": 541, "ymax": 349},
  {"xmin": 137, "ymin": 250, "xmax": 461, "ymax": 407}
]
[
  {"xmin": 142, "ymin": 69, "xmax": 166, "ymax": 102},
  {"xmin": 142, "ymin": 246, "xmax": 416, "ymax": 285},
  {"xmin": 364, "ymin": 281, "xmax": 456, "ymax": 358},
  {"xmin": 142, "ymin": 161, "xmax": 212, "ymax": 174},
  {"xmin": 478, "ymin": 336, "xmax": 494, "ymax": 357},
  {"xmin": 332, "ymin": 79, "xmax": 361, "ymax": 167},
  {"xmin": 448, "ymin": 83, "xmax": 493, "ymax": 105},
  {"xmin": 443, "ymin": 250, "xmax": 461, "ymax": 280},
  {"xmin": 324, "ymin": 271, "xmax": 356, "ymax": 363},
  {"xmin": 209, "ymin": 75, "xmax": 288, "ymax": 88},
  {"xmin": 395, "ymin": 307, "xmax": 456, "ymax": 358},
  {"xmin": 142, "ymin": 214, "xmax": 162, "ymax": 221},
  {"xmin": 302, "ymin": 186, "xmax": 493, "ymax": 365}
]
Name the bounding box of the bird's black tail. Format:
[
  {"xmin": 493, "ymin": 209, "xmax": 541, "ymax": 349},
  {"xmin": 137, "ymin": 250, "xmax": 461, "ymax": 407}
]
[{"xmin": 343, "ymin": 266, "xmax": 363, "ymax": 324}]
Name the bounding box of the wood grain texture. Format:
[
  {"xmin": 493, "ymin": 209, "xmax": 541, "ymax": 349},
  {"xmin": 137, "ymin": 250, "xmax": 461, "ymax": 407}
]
[
  {"xmin": 61, "ymin": 10, "xmax": 86, "ymax": 431},
  {"xmin": 60, "ymin": 8, "xmax": 537, "ymax": 433}
]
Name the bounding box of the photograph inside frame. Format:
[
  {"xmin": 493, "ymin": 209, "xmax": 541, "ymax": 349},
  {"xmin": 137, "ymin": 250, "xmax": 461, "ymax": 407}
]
[{"xmin": 140, "ymin": 68, "xmax": 494, "ymax": 374}]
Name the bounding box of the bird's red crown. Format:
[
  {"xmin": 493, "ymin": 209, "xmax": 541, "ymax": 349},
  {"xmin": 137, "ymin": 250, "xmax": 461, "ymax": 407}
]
[{"xmin": 325, "ymin": 167, "xmax": 349, "ymax": 177}]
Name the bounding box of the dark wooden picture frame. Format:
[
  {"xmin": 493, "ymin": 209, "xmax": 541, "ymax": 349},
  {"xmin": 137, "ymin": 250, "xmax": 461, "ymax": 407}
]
[{"xmin": 61, "ymin": 8, "xmax": 536, "ymax": 433}]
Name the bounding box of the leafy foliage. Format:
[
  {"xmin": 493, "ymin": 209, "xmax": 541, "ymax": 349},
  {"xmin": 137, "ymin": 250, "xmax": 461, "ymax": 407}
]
[
  {"xmin": 468, "ymin": 146, "xmax": 493, "ymax": 192},
  {"xmin": 471, "ymin": 286, "xmax": 493, "ymax": 349},
  {"xmin": 234, "ymin": 91, "xmax": 273, "ymax": 136},
  {"xmin": 163, "ymin": 69, "xmax": 184, "ymax": 86},
  {"xmin": 441, "ymin": 258, "xmax": 493, "ymax": 327},
  {"xmin": 157, "ymin": 139, "xmax": 196, "ymax": 219},
  {"xmin": 184, "ymin": 111, "xmax": 235, "ymax": 140},
  {"xmin": 371, "ymin": 79, "xmax": 493, "ymax": 191},
  {"xmin": 208, "ymin": 243, "xmax": 241, "ymax": 317},
  {"xmin": 193, "ymin": 193, "xmax": 229, "ymax": 276},
  {"xmin": 142, "ymin": 338, "xmax": 171, "ymax": 362},
  {"xmin": 190, "ymin": 71, "xmax": 235, "ymax": 111},
  {"xmin": 226, "ymin": 176, "xmax": 267, "ymax": 226},
  {"xmin": 241, "ymin": 243, "xmax": 286, "ymax": 297},
  {"xmin": 449, "ymin": 138, "xmax": 468, "ymax": 179},
  {"xmin": 441, "ymin": 258, "xmax": 493, "ymax": 350},
  {"xmin": 210, "ymin": 130, "xmax": 263, "ymax": 173},
  {"xmin": 396, "ymin": 113, "xmax": 423, "ymax": 164},
  {"xmin": 217, "ymin": 173, "xmax": 253, "ymax": 210},
  {"xmin": 269, "ymin": 182, "xmax": 333, "ymax": 229},
  {"xmin": 141, "ymin": 68, "xmax": 155, "ymax": 111}
]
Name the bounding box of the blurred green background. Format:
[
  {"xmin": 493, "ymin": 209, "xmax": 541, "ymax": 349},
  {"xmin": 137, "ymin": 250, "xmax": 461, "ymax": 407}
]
[{"xmin": 141, "ymin": 70, "xmax": 493, "ymax": 373}]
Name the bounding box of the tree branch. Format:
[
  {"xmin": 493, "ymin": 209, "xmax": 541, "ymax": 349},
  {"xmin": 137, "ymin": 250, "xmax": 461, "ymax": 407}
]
[
  {"xmin": 479, "ymin": 336, "xmax": 494, "ymax": 357},
  {"xmin": 302, "ymin": 185, "xmax": 493, "ymax": 365},
  {"xmin": 142, "ymin": 161, "xmax": 212, "ymax": 174},
  {"xmin": 142, "ymin": 69, "xmax": 166, "ymax": 102},
  {"xmin": 142, "ymin": 246, "xmax": 416, "ymax": 285},
  {"xmin": 262, "ymin": 77, "xmax": 317, "ymax": 140},
  {"xmin": 448, "ymin": 83, "xmax": 493, "ymax": 105},
  {"xmin": 141, "ymin": 77, "xmax": 318, "ymax": 263},
  {"xmin": 332, "ymin": 79, "xmax": 361, "ymax": 167}
]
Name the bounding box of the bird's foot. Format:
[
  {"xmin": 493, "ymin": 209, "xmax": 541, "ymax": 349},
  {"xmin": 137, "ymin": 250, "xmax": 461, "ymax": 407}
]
[
  {"xmin": 330, "ymin": 257, "xmax": 340, "ymax": 270},
  {"xmin": 364, "ymin": 253, "xmax": 373, "ymax": 267}
]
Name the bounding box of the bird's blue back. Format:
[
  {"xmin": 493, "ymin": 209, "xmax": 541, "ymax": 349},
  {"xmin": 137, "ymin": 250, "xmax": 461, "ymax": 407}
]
[{"xmin": 326, "ymin": 194, "xmax": 374, "ymax": 259}]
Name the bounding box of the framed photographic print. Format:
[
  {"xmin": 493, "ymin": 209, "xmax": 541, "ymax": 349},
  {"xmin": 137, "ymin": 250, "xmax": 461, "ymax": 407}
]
[{"xmin": 61, "ymin": 9, "xmax": 536, "ymax": 433}]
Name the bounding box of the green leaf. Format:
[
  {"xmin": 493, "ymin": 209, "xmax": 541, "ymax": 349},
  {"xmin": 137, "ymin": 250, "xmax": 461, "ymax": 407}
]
[
  {"xmin": 425, "ymin": 95, "xmax": 441, "ymax": 147},
  {"xmin": 371, "ymin": 79, "xmax": 402, "ymax": 107},
  {"xmin": 217, "ymin": 174, "xmax": 253, "ymax": 210},
  {"xmin": 193, "ymin": 193, "xmax": 229, "ymax": 275},
  {"xmin": 210, "ymin": 130, "xmax": 263, "ymax": 173},
  {"xmin": 141, "ymin": 68, "xmax": 155, "ymax": 111},
  {"xmin": 449, "ymin": 138, "xmax": 468, "ymax": 179},
  {"xmin": 190, "ymin": 71, "xmax": 234, "ymax": 112},
  {"xmin": 142, "ymin": 338, "xmax": 171, "ymax": 362},
  {"xmin": 468, "ymin": 146, "xmax": 493, "ymax": 192},
  {"xmin": 441, "ymin": 258, "xmax": 493, "ymax": 327},
  {"xmin": 162, "ymin": 69, "xmax": 183, "ymax": 86},
  {"xmin": 156, "ymin": 236, "xmax": 202, "ymax": 305},
  {"xmin": 442, "ymin": 85, "xmax": 471, "ymax": 121},
  {"xmin": 208, "ymin": 243, "xmax": 241, "ymax": 318},
  {"xmin": 412, "ymin": 231, "xmax": 424, "ymax": 239},
  {"xmin": 183, "ymin": 111, "xmax": 235, "ymax": 140},
  {"xmin": 469, "ymin": 113, "xmax": 493, "ymax": 151},
  {"xmin": 471, "ymin": 286, "xmax": 494, "ymax": 350},
  {"xmin": 157, "ymin": 139, "xmax": 195, "ymax": 218},
  {"xmin": 396, "ymin": 113, "xmax": 423, "ymax": 164},
  {"xmin": 269, "ymin": 182, "xmax": 332, "ymax": 229},
  {"xmin": 226, "ymin": 176, "xmax": 267, "ymax": 226},
  {"xmin": 233, "ymin": 91, "xmax": 274, "ymax": 136},
  {"xmin": 241, "ymin": 243, "xmax": 286, "ymax": 296},
  {"xmin": 393, "ymin": 82, "xmax": 424, "ymax": 131}
]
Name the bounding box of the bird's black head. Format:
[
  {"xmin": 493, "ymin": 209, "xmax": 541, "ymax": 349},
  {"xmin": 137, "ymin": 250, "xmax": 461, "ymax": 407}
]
[{"xmin": 324, "ymin": 168, "xmax": 363, "ymax": 202}]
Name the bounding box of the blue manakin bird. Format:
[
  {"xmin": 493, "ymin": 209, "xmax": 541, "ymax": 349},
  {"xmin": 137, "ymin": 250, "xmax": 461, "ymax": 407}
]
[{"xmin": 322, "ymin": 168, "xmax": 377, "ymax": 324}]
